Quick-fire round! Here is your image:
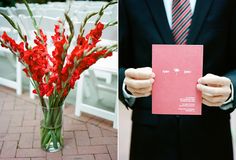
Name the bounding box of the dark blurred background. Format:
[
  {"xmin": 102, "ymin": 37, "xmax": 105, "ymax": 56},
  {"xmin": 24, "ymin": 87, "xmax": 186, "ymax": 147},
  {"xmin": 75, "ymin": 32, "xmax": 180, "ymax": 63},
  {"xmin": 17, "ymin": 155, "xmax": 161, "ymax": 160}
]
[{"xmin": 0, "ymin": 0, "xmax": 111, "ymax": 7}]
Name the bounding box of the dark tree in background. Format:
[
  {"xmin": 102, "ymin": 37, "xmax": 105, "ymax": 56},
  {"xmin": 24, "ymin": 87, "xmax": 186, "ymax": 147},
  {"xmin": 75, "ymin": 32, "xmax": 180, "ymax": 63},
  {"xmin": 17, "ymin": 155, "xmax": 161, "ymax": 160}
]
[
  {"xmin": 24, "ymin": 0, "xmax": 48, "ymax": 3},
  {"xmin": 16, "ymin": 0, "xmax": 65, "ymax": 3},
  {"xmin": 0, "ymin": 0, "xmax": 48, "ymax": 5},
  {"xmin": 0, "ymin": 0, "xmax": 111, "ymax": 7},
  {"xmin": 90, "ymin": 0, "xmax": 111, "ymax": 1},
  {"xmin": 0, "ymin": 0, "xmax": 16, "ymax": 7}
]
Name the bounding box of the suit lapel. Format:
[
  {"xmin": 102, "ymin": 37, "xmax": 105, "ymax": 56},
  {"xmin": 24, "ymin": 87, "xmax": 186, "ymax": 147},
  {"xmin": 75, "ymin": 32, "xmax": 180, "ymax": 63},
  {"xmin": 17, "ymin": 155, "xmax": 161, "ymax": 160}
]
[
  {"xmin": 145, "ymin": 0, "xmax": 215, "ymax": 44},
  {"xmin": 145, "ymin": 0, "xmax": 175, "ymax": 44},
  {"xmin": 187, "ymin": 0, "xmax": 214, "ymax": 44}
]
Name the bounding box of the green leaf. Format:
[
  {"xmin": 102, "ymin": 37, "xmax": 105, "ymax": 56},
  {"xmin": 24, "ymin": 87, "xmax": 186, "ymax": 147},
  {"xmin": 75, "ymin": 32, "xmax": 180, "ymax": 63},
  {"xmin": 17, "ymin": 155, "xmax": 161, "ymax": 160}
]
[
  {"xmin": 65, "ymin": 13, "xmax": 74, "ymax": 44},
  {"xmin": 0, "ymin": 12, "xmax": 17, "ymax": 30},
  {"xmin": 79, "ymin": 12, "xmax": 97, "ymax": 37},
  {"xmin": 0, "ymin": 12, "xmax": 26, "ymax": 42},
  {"xmin": 95, "ymin": 0, "xmax": 118, "ymax": 25},
  {"xmin": 22, "ymin": 0, "xmax": 39, "ymax": 32},
  {"xmin": 104, "ymin": 21, "xmax": 118, "ymax": 29}
]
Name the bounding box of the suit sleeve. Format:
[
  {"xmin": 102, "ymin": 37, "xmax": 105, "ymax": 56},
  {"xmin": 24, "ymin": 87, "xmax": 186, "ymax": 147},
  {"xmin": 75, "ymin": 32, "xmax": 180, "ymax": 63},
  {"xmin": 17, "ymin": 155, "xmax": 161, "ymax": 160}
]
[
  {"xmin": 223, "ymin": 6, "xmax": 236, "ymax": 113},
  {"xmin": 119, "ymin": 0, "xmax": 135, "ymax": 109}
]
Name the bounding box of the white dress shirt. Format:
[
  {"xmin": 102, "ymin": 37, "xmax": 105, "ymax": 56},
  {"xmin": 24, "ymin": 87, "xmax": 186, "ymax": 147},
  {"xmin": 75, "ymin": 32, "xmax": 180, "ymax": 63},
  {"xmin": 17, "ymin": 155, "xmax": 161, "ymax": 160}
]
[{"xmin": 123, "ymin": 0, "xmax": 234, "ymax": 109}]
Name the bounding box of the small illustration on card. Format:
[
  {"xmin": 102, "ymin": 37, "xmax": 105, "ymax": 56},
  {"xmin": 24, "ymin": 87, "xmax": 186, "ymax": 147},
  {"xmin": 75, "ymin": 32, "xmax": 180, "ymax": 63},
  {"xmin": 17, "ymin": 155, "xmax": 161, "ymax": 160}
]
[{"xmin": 152, "ymin": 45, "xmax": 203, "ymax": 115}]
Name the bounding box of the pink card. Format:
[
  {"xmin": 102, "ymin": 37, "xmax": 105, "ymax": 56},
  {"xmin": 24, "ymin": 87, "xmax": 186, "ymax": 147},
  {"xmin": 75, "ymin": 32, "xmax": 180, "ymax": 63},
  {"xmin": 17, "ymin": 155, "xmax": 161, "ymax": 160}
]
[{"xmin": 152, "ymin": 45, "xmax": 203, "ymax": 115}]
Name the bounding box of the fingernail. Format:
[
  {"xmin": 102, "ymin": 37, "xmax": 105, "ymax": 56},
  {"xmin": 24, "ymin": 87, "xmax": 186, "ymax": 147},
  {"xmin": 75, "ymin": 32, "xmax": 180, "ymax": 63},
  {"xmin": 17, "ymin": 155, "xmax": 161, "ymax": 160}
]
[
  {"xmin": 150, "ymin": 79, "xmax": 154, "ymax": 83},
  {"xmin": 152, "ymin": 73, "xmax": 156, "ymax": 78},
  {"xmin": 198, "ymin": 78, "xmax": 201, "ymax": 83},
  {"xmin": 196, "ymin": 84, "xmax": 201, "ymax": 89}
]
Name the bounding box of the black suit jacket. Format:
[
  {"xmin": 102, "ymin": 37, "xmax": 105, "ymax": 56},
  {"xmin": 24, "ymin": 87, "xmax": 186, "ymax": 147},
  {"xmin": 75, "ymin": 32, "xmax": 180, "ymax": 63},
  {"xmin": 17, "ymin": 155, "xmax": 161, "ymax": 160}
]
[{"xmin": 119, "ymin": 0, "xmax": 236, "ymax": 159}]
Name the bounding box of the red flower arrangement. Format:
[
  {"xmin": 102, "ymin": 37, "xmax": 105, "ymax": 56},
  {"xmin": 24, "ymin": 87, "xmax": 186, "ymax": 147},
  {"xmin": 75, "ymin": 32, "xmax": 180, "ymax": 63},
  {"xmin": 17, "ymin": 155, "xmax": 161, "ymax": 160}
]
[{"xmin": 0, "ymin": 0, "xmax": 117, "ymax": 152}]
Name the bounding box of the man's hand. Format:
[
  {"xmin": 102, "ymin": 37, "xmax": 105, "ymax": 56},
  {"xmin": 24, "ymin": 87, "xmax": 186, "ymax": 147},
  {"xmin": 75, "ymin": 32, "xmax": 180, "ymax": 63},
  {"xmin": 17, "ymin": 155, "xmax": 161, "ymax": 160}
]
[
  {"xmin": 197, "ymin": 74, "xmax": 232, "ymax": 107},
  {"xmin": 124, "ymin": 67, "xmax": 155, "ymax": 97}
]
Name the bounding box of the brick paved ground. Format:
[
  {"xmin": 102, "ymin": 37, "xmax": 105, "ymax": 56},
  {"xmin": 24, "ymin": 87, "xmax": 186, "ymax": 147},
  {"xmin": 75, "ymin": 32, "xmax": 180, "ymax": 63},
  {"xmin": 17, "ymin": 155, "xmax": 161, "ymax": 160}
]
[{"xmin": 0, "ymin": 86, "xmax": 117, "ymax": 160}]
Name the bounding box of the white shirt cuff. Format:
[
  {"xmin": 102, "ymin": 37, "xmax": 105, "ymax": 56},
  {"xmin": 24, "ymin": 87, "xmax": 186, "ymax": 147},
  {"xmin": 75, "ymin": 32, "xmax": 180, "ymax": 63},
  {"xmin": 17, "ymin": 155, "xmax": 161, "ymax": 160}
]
[
  {"xmin": 220, "ymin": 82, "xmax": 234, "ymax": 110},
  {"xmin": 122, "ymin": 82, "xmax": 136, "ymax": 106}
]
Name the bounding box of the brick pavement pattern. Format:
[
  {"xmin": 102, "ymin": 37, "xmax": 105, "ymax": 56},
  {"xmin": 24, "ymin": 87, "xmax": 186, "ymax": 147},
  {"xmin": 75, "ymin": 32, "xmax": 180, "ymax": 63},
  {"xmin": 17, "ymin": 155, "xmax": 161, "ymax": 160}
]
[{"xmin": 0, "ymin": 87, "xmax": 117, "ymax": 160}]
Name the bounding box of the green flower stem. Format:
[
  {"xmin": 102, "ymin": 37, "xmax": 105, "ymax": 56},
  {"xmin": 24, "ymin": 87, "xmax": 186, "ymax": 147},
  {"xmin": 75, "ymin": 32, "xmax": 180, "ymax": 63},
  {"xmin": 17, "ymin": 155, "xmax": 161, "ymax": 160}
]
[
  {"xmin": 79, "ymin": 0, "xmax": 117, "ymax": 37},
  {"xmin": 40, "ymin": 105, "xmax": 63, "ymax": 151},
  {"xmin": 0, "ymin": 12, "xmax": 26, "ymax": 42},
  {"xmin": 104, "ymin": 21, "xmax": 118, "ymax": 29},
  {"xmin": 94, "ymin": 0, "xmax": 117, "ymax": 25}
]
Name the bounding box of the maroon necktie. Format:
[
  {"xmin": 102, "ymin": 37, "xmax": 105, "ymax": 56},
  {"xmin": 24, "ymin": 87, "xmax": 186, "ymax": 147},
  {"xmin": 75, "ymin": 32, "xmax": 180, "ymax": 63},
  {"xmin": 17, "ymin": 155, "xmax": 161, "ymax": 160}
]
[{"xmin": 172, "ymin": 0, "xmax": 193, "ymax": 44}]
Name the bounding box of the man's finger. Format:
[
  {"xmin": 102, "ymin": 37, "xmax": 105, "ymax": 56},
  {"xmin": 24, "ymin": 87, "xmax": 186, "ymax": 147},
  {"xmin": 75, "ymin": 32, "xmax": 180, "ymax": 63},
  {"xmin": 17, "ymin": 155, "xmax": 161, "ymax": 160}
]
[
  {"xmin": 202, "ymin": 94, "xmax": 227, "ymax": 104},
  {"xmin": 198, "ymin": 74, "xmax": 231, "ymax": 86},
  {"xmin": 202, "ymin": 98, "xmax": 223, "ymax": 107},
  {"xmin": 197, "ymin": 84, "xmax": 231, "ymax": 96},
  {"xmin": 125, "ymin": 67, "xmax": 155, "ymax": 80},
  {"xmin": 125, "ymin": 77, "xmax": 154, "ymax": 89},
  {"xmin": 132, "ymin": 92, "xmax": 151, "ymax": 98},
  {"xmin": 201, "ymin": 92, "xmax": 214, "ymax": 97},
  {"xmin": 127, "ymin": 86, "xmax": 152, "ymax": 94}
]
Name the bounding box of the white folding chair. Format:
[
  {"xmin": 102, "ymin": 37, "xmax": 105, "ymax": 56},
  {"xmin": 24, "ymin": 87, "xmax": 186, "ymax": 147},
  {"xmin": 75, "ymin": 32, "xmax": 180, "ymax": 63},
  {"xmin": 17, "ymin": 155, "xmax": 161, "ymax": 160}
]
[
  {"xmin": 0, "ymin": 7, "xmax": 10, "ymax": 15},
  {"xmin": 73, "ymin": 11, "xmax": 97, "ymax": 23},
  {"xmin": 35, "ymin": 9, "xmax": 65, "ymax": 19},
  {"xmin": 75, "ymin": 52, "xmax": 118, "ymax": 128},
  {"xmin": 0, "ymin": 15, "xmax": 22, "ymax": 95},
  {"xmin": 73, "ymin": 10, "xmax": 113, "ymax": 23},
  {"xmin": 19, "ymin": 15, "xmax": 58, "ymax": 43},
  {"xmin": 111, "ymin": 4, "xmax": 118, "ymax": 21},
  {"xmin": 102, "ymin": 25, "xmax": 117, "ymax": 41},
  {"xmin": 14, "ymin": 8, "xmax": 37, "ymax": 16},
  {"xmin": 15, "ymin": 3, "xmax": 25, "ymax": 9},
  {"xmin": 15, "ymin": 3, "xmax": 37, "ymax": 9}
]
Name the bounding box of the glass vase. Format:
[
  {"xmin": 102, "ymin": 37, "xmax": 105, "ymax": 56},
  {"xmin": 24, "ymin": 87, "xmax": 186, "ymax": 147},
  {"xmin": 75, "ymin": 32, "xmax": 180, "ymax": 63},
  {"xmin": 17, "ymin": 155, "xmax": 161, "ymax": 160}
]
[{"xmin": 40, "ymin": 102, "xmax": 64, "ymax": 152}]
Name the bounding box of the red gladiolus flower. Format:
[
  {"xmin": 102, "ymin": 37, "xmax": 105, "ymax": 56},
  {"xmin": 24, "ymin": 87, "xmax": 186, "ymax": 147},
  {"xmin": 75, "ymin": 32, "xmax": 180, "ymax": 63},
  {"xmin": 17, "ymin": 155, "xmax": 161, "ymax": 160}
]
[
  {"xmin": 0, "ymin": 18, "xmax": 115, "ymax": 98},
  {"xmin": 0, "ymin": 32, "xmax": 25, "ymax": 57},
  {"xmin": 86, "ymin": 22, "xmax": 104, "ymax": 45}
]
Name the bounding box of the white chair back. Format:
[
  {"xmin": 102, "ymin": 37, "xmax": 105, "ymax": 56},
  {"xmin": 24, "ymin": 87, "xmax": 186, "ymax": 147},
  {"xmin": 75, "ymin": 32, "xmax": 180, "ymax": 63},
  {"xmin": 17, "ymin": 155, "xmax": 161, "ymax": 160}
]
[
  {"xmin": 0, "ymin": 7, "xmax": 10, "ymax": 15},
  {"xmin": 0, "ymin": 15, "xmax": 18, "ymax": 40},
  {"xmin": 35, "ymin": 8, "xmax": 65, "ymax": 19},
  {"xmin": 15, "ymin": 8, "xmax": 36, "ymax": 16},
  {"xmin": 102, "ymin": 25, "xmax": 117, "ymax": 41},
  {"xmin": 19, "ymin": 15, "xmax": 58, "ymax": 41},
  {"xmin": 0, "ymin": 15, "xmax": 22, "ymax": 95}
]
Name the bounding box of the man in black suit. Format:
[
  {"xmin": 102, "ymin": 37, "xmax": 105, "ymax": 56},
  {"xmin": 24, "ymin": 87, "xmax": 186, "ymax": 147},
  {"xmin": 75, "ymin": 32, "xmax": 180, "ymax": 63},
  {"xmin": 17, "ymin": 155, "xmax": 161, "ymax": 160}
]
[{"xmin": 119, "ymin": 0, "xmax": 236, "ymax": 160}]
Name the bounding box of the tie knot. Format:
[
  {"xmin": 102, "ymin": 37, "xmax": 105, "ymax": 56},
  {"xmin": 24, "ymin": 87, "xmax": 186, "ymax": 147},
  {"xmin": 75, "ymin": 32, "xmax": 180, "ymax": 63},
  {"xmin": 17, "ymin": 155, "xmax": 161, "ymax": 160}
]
[{"xmin": 173, "ymin": 0, "xmax": 189, "ymax": 5}]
